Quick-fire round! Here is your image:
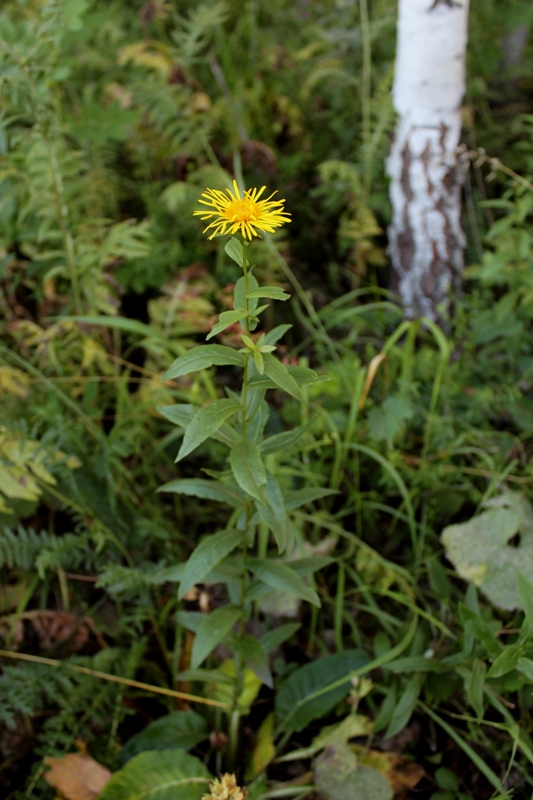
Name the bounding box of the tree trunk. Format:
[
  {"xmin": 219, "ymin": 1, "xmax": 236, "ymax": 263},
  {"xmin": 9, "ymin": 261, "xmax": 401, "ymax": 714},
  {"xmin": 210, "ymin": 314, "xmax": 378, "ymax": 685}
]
[{"xmin": 387, "ymin": 0, "xmax": 470, "ymax": 320}]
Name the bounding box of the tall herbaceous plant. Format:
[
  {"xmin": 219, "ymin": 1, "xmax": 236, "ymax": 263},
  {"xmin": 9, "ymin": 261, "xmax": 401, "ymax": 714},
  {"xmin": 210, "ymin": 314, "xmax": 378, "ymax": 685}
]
[{"xmin": 158, "ymin": 180, "xmax": 328, "ymax": 765}]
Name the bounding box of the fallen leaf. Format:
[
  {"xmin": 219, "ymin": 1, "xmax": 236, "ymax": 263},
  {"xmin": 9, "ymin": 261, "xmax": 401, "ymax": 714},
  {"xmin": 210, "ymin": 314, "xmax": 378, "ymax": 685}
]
[
  {"xmin": 44, "ymin": 753, "xmax": 111, "ymax": 800},
  {"xmin": 354, "ymin": 747, "xmax": 425, "ymax": 798}
]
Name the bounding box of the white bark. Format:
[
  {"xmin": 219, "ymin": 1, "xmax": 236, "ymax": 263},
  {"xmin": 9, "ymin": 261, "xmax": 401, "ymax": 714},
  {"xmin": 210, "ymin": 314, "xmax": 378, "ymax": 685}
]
[{"xmin": 387, "ymin": 0, "xmax": 470, "ymax": 319}]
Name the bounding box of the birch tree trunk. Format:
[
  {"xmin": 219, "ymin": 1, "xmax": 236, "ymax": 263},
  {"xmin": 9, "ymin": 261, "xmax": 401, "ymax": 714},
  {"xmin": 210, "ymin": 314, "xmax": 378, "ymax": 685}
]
[{"xmin": 387, "ymin": 0, "xmax": 470, "ymax": 320}]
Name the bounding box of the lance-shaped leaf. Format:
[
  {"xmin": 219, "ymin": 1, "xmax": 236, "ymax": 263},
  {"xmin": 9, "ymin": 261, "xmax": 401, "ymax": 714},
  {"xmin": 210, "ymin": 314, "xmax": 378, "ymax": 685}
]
[
  {"xmin": 231, "ymin": 635, "xmax": 273, "ymax": 688},
  {"xmin": 191, "ymin": 605, "xmax": 243, "ymax": 668},
  {"xmin": 260, "ymin": 623, "xmax": 301, "ymax": 654},
  {"xmin": 262, "ymin": 354, "xmax": 304, "ymax": 401},
  {"xmin": 248, "ymin": 558, "xmax": 320, "ymax": 607},
  {"xmin": 162, "ymin": 345, "xmax": 245, "ymax": 381},
  {"xmin": 259, "ymin": 423, "xmax": 313, "ymax": 456},
  {"xmin": 264, "ymin": 324, "xmax": 292, "ymax": 345},
  {"xmin": 207, "ymin": 309, "xmax": 248, "ymax": 341},
  {"xmin": 230, "ymin": 441, "xmax": 267, "ymax": 504},
  {"xmin": 248, "ymin": 286, "xmax": 290, "ymax": 301},
  {"xmin": 177, "ymin": 399, "xmax": 240, "ymax": 461},
  {"xmin": 255, "ymin": 473, "xmax": 290, "ymax": 553},
  {"xmin": 157, "ymin": 478, "xmax": 245, "ymax": 508},
  {"xmin": 284, "ymin": 487, "xmax": 339, "ymax": 511},
  {"xmin": 178, "ymin": 529, "xmax": 244, "ymax": 600}
]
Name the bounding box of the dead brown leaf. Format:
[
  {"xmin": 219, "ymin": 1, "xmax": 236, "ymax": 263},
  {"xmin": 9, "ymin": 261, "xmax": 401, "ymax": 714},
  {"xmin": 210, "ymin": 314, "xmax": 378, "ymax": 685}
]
[
  {"xmin": 43, "ymin": 753, "xmax": 111, "ymax": 800},
  {"xmin": 354, "ymin": 747, "xmax": 425, "ymax": 799}
]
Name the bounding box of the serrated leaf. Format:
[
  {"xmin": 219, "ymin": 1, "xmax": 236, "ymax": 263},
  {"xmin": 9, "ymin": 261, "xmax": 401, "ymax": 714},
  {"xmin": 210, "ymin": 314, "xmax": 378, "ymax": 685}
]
[
  {"xmin": 97, "ymin": 749, "xmax": 210, "ymax": 800},
  {"xmin": 177, "ymin": 399, "xmax": 240, "ymax": 461},
  {"xmin": 191, "ymin": 605, "xmax": 243, "ymax": 668},
  {"xmin": 178, "ymin": 529, "xmax": 244, "ymax": 600},
  {"xmin": 247, "ymin": 286, "xmax": 290, "ymax": 301},
  {"xmin": 262, "ymin": 354, "xmax": 304, "ymax": 401},
  {"xmin": 248, "ymin": 558, "xmax": 320, "ymax": 607},
  {"xmin": 276, "ymin": 649, "xmax": 370, "ymax": 733},
  {"xmin": 162, "ymin": 345, "xmax": 245, "ymax": 380},
  {"xmin": 120, "ymin": 712, "xmax": 209, "ymax": 764},
  {"xmin": 206, "ymin": 309, "xmax": 248, "ymax": 340},
  {"xmin": 230, "ymin": 441, "xmax": 267, "ymax": 504},
  {"xmin": 225, "ymin": 237, "xmax": 245, "ymax": 267},
  {"xmin": 156, "ymin": 478, "xmax": 244, "ymax": 507},
  {"xmin": 259, "ymin": 623, "xmax": 300, "ymax": 653}
]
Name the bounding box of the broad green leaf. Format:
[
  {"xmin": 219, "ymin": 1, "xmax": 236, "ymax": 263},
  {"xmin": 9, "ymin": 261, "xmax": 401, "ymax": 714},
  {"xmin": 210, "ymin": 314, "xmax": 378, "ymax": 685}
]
[
  {"xmin": 248, "ymin": 366, "xmax": 327, "ymax": 392},
  {"xmin": 120, "ymin": 712, "xmax": 209, "ymax": 764},
  {"xmin": 313, "ymin": 743, "xmax": 392, "ymax": 800},
  {"xmin": 98, "ymin": 749, "xmax": 211, "ymax": 800},
  {"xmin": 225, "ymin": 237, "xmax": 245, "ymax": 267},
  {"xmin": 284, "ymin": 487, "xmax": 339, "ymax": 511},
  {"xmin": 262, "ymin": 354, "xmax": 304, "ymax": 401},
  {"xmin": 177, "ymin": 399, "xmax": 240, "ymax": 461},
  {"xmin": 385, "ymin": 672, "xmax": 426, "ymax": 738},
  {"xmin": 227, "ymin": 634, "xmax": 273, "ymax": 687},
  {"xmin": 255, "ymin": 473, "xmax": 290, "ymax": 552},
  {"xmin": 259, "ymin": 622, "xmax": 300, "ymax": 654},
  {"xmin": 276, "ymin": 649, "xmax": 370, "ymax": 733},
  {"xmin": 259, "ymin": 423, "xmax": 313, "ymax": 456},
  {"xmin": 178, "ymin": 529, "xmax": 244, "ymax": 600},
  {"xmin": 191, "ymin": 605, "xmax": 243, "ymax": 668},
  {"xmin": 230, "ymin": 441, "xmax": 267, "ymax": 504},
  {"xmin": 289, "ymin": 556, "xmax": 335, "ymax": 576},
  {"xmin": 158, "ymin": 561, "xmax": 241, "ymax": 586},
  {"xmin": 157, "ymin": 478, "xmax": 244, "ymax": 508},
  {"xmin": 468, "ymin": 660, "xmax": 486, "ymax": 720},
  {"xmin": 248, "ymin": 558, "xmax": 320, "ymax": 607},
  {"xmin": 162, "ymin": 345, "xmax": 245, "ymax": 380},
  {"xmin": 247, "ymin": 286, "xmax": 290, "ymax": 301},
  {"xmin": 442, "ymin": 491, "xmax": 533, "ymax": 611},
  {"xmin": 176, "ymin": 611, "xmax": 204, "ymax": 633},
  {"xmin": 517, "ymin": 656, "xmax": 533, "ymax": 681},
  {"xmin": 206, "ymin": 309, "xmax": 248, "ymax": 340}
]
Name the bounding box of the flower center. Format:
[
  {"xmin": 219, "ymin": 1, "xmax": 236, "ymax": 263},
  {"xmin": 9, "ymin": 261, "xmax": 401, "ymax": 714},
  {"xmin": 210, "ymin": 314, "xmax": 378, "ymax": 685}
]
[{"xmin": 227, "ymin": 197, "xmax": 258, "ymax": 223}]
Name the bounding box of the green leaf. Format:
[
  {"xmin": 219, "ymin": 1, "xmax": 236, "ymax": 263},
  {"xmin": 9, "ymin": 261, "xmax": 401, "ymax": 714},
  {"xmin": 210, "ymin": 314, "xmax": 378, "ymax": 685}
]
[
  {"xmin": 228, "ymin": 634, "xmax": 273, "ymax": 688},
  {"xmin": 206, "ymin": 309, "xmax": 248, "ymax": 340},
  {"xmin": 234, "ymin": 274, "xmax": 259, "ymax": 321},
  {"xmin": 314, "ymin": 744, "xmax": 392, "ymax": 800},
  {"xmin": 176, "ymin": 611, "xmax": 204, "ymax": 633},
  {"xmin": 284, "ymin": 487, "xmax": 338, "ymax": 511},
  {"xmin": 158, "ymin": 404, "xmax": 194, "ymax": 427},
  {"xmin": 275, "ymin": 649, "xmax": 370, "ymax": 733},
  {"xmin": 468, "ymin": 660, "xmax": 486, "ymax": 720},
  {"xmin": 98, "ymin": 749, "xmax": 211, "ymax": 800},
  {"xmin": 225, "ymin": 237, "xmax": 245, "ymax": 267},
  {"xmin": 177, "ymin": 399, "xmax": 240, "ymax": 461},
  {"xmin": 156, "ymin": 479, "xmax": 244, "ymax": 508},
  {"xmin": 385, "ymin": 672, "xmax": 426, "ymax": 738},
  {"xmin": 255, "ymin": 473, "xmax": 290, "ymax": 552},
  {"xmin": 517, "ymin": 656, "xmax": 533, "ymax": 681},
  {"xmin": 262, "ymin": 354, "xmax": 304, "ymax": 401},
  {"xmin": 247, "ymin": 286, "xmax": 290, "ymax": 301},
  {"xmin": 120, "ymin": 712, "xmax": 209, "ymax": 764},
  {"xmin": 191, "ymin": 605, "xmax": 243, "ymax": 668},
  {"xmin": 264, "ymin": 324, "xmax": 292, "ymax": 345},
  {"xmin": 162, "ymin": 345, "xmax": 245, "ymax": 381},
  {"xmin": 64, "ymin": 315, "xmax": 161, "ymax": 339},
  {"xmin": 367, "ymin": 395, "xmax": 413, "ymax": 449},
  {"xmin": 259, "ymin": 424, "xmax": 313, "ymax": 456},
  {"xmin": 248, "ymin": 558, "xmax": 320, "ymax": 607},
  {"xmin": 486, "ymin": 643, "xmax": 523, "ymax": 678},
  {"xmin": 459, "ymin": 605, "xmax": 502, "ymax": 657},
  {"xmin": 517, "ymin": 573, "xmax": 533, "ymax": 630},
  {"xmin": 253, "ymin": 350, "xmax": 264, "ymax": 374},
  {"xmin": 442, "ymin": 491, "xmax": 533, "ymax": 611},
  {"xmin": 259, "ymin": 622, "xmax": 300, "ymax": 654},
  {"xmin": 230, "ymin": 441, "xmax": 267, "ymax": 504},
  {"xmin": 178, "ymin": 529, "xmax": 244, "ymax": 600}
]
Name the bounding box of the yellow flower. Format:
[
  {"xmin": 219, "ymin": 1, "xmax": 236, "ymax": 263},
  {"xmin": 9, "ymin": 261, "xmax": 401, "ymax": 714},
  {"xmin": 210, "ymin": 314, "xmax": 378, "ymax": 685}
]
[
  {"xmin": 201, "ymin": 773, "xmax": 247, "ymax": 800},
  {"xmin": 194, "ymin": 180, "xmax": 291, "ymax": 240}
]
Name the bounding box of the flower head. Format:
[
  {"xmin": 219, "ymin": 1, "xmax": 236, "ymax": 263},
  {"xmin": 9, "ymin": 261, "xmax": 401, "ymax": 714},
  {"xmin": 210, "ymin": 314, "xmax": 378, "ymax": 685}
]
[
  {"xmin": 201, "ymin": 773, "xmax": 247, "ymax": 800},
  {"xmin": 194, "ymin": 180, "xmax": 291, "ymax": 240}
]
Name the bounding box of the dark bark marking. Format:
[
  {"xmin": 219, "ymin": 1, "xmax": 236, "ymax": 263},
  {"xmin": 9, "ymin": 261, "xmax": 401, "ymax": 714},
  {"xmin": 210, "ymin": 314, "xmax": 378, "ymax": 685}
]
[
  {"xmin": 401, "ymin": 142, "xmax": 414, "ymax": 202},
  {"xmin": 428, "ymin": 0, "xmax": 462, "ymax": 10}
]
